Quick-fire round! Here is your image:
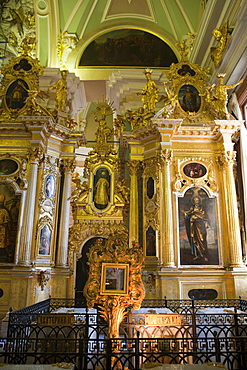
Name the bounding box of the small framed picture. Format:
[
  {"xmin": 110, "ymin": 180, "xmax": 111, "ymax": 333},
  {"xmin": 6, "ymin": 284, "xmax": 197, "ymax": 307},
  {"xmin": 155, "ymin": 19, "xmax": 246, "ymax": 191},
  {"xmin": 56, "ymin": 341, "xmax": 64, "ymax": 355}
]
[{"xmin": 100, "ymin": 263, "xmax": 129, "ymax": 295}]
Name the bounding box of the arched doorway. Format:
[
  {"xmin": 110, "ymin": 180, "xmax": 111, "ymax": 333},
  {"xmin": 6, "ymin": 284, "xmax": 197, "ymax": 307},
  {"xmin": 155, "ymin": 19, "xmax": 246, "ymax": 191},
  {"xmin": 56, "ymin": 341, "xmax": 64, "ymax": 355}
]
[{"xmin": 75, "ymin": 236, "xmax": 106, "ymax": 306}]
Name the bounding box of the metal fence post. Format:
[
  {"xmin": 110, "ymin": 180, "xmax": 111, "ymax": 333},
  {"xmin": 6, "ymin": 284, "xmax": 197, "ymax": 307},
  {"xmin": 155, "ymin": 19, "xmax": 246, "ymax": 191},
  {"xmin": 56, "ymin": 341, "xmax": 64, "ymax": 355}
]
[
  {"xmin": 135, "ymin": 332, "xmax": 140, "ymax": 370},
  {"xmin": 213, "ymin": 331, "xmax": 221, "ymax": 364},
  {"xmin": 106, "ymin": 338, "xmax": 112, "ymax": 370}
]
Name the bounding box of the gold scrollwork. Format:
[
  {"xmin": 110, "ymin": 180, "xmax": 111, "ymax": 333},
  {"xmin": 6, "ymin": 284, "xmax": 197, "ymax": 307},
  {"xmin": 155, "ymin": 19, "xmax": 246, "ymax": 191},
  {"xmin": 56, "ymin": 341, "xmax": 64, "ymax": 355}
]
[{"xmin": 83, "ymin": 233, "xmax": 145, "ymax": 338}]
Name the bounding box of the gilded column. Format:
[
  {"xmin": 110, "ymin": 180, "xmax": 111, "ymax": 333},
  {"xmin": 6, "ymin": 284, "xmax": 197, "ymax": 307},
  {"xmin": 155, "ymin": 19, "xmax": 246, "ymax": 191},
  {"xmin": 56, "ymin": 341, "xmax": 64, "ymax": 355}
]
[
  {"xmin": 219, "ymin": 151, "xmax": 244, "ymax": 267},
  {"xmin": 128, "ymin": 160, "xmax": 140, "ymax": 244},
  {"xmin": 159, "ymin": 149, "xmax": 175, "ymax": 268},
  {"xmin": 19, "ymin": 148, "xmax": 43, "ymax": 265},
  {"xmin": 56, "ymin": 158, "xmax": 75, "ymax": 267}
]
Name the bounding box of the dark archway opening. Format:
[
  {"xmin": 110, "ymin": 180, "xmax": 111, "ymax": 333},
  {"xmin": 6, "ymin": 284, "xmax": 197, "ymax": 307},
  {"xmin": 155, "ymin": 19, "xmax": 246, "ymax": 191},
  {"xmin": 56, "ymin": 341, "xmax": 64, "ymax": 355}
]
[{"xmin": 75, "ymin": 236, "xmax": 107, "ymax": 306}]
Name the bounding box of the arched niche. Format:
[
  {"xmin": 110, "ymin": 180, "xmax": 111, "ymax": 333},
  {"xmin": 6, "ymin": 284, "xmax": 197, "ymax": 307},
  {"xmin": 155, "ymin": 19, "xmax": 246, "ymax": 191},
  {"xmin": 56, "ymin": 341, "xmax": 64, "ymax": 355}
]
[{"xmin": 75, "ymin": 236, "xmax": 107, "ymax": 305}]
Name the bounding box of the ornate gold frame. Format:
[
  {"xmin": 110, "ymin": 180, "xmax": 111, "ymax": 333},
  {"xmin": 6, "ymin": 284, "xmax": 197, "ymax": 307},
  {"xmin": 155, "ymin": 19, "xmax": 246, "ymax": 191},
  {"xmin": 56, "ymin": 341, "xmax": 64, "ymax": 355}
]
[{"xmin": 100, "ymin": 263, "xmax": 129, "ymax": 295}]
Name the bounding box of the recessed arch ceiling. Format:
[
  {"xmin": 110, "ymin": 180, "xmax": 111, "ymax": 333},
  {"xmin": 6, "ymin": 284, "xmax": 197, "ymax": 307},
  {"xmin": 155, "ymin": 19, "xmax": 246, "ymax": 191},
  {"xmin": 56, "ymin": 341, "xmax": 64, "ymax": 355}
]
[{"xmin": 36, "ymin": 0, "xmax": 205, "ymax": 68}]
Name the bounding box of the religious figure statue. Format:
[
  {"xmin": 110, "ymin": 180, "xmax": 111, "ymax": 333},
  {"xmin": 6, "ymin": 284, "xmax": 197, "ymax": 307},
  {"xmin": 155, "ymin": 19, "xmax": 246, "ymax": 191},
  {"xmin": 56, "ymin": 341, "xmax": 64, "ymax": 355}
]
[
  {"xmin": 181, "ymin": 195, "xmax": 209, "ymax": 262},
  {"xmin": 210, "ymin": 22, "xmax": 231, "ymax": 67},
  {"xmin": 48, "ymin": 70, "xmax": 68, "ymax": 112},
  {"xmin": 95, "ymin": 117, "xmax": 113, "ymax": 146},
  {"xmin": 137, "ymin": 69, "xmax": 159, "ymax": 113},
  {"xmin": 0, "ymin": 195, "xmax": 11, "ymax": 249},
  {"xmin": 94, "ymin": 171, "xmax": 110, "ymax": 209},
  {"xmin": 211, "ymin": 74, "xmax": 243, "ymax": 118}
]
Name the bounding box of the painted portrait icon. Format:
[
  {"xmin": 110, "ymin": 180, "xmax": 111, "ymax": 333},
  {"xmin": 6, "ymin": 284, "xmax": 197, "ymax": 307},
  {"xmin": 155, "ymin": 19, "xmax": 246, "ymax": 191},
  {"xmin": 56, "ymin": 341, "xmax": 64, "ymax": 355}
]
[
  {"xmin": 93, "ymin": 167, "xmax": 110, "ymax": 210},
  {"xmin": 183, "ymin": 163, "xmax": 207, "ymax": 178},
  {"xmin": 0, "ymin": 183, "xmax": 20, "ymax": 263},
  {"xmin": 146, "ymin": 226, "xmax": 156, "ymax": 256},
  {"xmin": 0, "ymin": 159, "xmax": 18, "ymax": 176},
  {"xmin": 6, "ymin": 79, "xmax": 28, "ymax": 110},
  {"xmin": 39, "ymin": 224, "xmax": 51, "ymax": 255},
  {"xmin": 178, "ymin": 84, "xmax": 201, "ymax": 113},
  {"xmin": 45, "ymin": 174, "xmax": 55, "ymax": 198},
  {"xmin": 178, "ymin": 187, "xmax": 219, "ymax": 265}
]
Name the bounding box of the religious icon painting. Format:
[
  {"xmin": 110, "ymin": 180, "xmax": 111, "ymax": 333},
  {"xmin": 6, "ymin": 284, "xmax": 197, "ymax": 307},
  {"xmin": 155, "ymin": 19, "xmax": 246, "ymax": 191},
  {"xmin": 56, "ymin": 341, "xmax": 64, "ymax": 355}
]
[
  {"xmin": 93, "ymin": 167, "xmax": 111, "ymax": 210},
  {"xmin": 45, "ymin": 174, "xmax": 55, "ymax": 198},
  {"xmin": 178, "ymin": 84, "xmax": 201, "ymax": 113},
  {"xmin": 0, "ymin": 159, "xmax": 19, "ymax": 176},
  {"xmin": 178, "ymin": 187, "xmax": 219, "ymax": 266},
  {"xmin": 146, "ymin": 226, "xmax": 156, "ymax": 256},
  {"xmin": 5, "ymin": 79, "xmax": 29, "ymax": 110},
  {"xmin": 0, "ymin": 183, "xmax": 20, "ymax": 263},
  {"xmin": 146, "ymin": 177, "xmax": 155, "ymax": 199},
  {"xmin": 39, "ymin": 224, "xmax": 51, "ymax": 255},
  {"xmin": 183, "ymin": 163, "xmax": 207, "ymax": 179}
]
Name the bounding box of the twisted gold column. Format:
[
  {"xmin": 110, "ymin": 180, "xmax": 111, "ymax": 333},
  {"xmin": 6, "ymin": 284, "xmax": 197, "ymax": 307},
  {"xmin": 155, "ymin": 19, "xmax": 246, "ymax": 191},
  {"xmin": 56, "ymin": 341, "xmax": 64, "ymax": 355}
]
[
  {"xmin": 159, "ymin": 149, "xmax": 175, "ymax": 268},
  {"xmin": 128, "ymin": 160, "xmax": 140, "ymax": 244},
  {"xmin": 219, "ymin": 151, "xmax": 244, "ymax": 267}
]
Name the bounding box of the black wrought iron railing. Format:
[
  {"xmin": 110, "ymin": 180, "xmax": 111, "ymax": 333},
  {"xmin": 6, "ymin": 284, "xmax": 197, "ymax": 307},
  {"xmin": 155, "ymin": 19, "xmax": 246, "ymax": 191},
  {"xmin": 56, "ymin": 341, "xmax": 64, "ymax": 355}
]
[
  {"xmin": 2, "ymin": 297, "xmax": 247, "ymax": 369},
  {"xmin": 0, "ymin": 336, "xmax": 247, "ymax": 369}
]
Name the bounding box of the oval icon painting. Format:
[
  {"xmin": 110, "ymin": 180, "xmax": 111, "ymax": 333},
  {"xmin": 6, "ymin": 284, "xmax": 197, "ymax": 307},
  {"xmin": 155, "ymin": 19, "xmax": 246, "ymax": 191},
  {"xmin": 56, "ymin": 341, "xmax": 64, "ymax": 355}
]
[
  {"xmin": 178, "ymin": 84, "xmax": 201, "ymax": 113},
  {"xmin": 183, "ymin": 163, "xmax": 207, "ymax": 178},
  {"xmin": 6, "ymin": 79, "xmax": 29, "ymax": 110},
  {"xmin": 0, "ymin": 159, "xmax": 18, "ymax": 176}
]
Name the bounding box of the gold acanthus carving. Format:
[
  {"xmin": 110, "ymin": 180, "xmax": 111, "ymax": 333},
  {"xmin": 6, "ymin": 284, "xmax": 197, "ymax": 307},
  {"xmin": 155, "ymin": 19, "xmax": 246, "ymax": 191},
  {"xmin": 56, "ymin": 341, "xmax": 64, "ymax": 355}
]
[
  {"xmin": 60, "ymin": 158, "xmax": 76, "ymax": 173},
  {"xmin": 217, "ymin": 151, "xmax": 236, "ymax": 170},
  {"xmin": 127, "ymin": 160, "xmax": 140, "ymax": 176},
  {"xmin": 29, "ymin": 147, "xmax": 44, "ymax": 163},
  {"xmin": 83, "ymin": 233, "xmax": 145, "ymax": 338},
  {"xmin": 159, "ymin": 149, "xmax": 173, "ymax": 165},
  {"xmin": 143, "ymin": 157, "xmax": 159, "ymax": 180}
]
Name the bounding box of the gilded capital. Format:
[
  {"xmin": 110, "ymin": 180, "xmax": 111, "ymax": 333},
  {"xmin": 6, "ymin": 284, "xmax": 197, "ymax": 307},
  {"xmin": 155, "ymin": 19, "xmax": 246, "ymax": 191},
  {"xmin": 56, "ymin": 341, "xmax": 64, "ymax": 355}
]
[
  {"xmin": 218, "ymin": 151, "xmax": 236, "ymax": 170},
  {"xmin": 29, "ymin": 147, "xmax": 44, "ymax": 163},
  {"xmin": 160, "ymin": 149, "xmax": 173, "ymax": 165},
  {"xmin": 127, "ymin": 160, "xmax": 140, "ymax": 176},
  {"xmin": 60, "ymin": 158, "xmax": 76, "ymax": 173}
]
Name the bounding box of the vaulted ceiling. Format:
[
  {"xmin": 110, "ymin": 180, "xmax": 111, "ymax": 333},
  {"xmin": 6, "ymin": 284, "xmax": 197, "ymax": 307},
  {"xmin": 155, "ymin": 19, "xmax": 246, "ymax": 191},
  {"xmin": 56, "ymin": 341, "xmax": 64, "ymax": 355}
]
[{"xmin": 1, "ymin": 0, "xmax": 246, "ymax": 114}]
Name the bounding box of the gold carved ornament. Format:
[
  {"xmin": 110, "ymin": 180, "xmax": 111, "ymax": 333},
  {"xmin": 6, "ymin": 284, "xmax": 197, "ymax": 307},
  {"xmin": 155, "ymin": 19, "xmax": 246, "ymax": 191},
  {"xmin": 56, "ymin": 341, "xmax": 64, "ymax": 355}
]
[
  {"xmin": 210, "ymin": 21, "xmax": 231, "ymax": 67},
  {"xmin": 83, "ymin": 233, "xmax": 145, "ymax": 339}
]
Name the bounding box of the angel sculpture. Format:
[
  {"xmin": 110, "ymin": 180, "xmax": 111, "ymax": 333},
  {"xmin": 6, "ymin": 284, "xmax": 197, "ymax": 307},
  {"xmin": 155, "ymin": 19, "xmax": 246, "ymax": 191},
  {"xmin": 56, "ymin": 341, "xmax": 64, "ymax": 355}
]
[
  {"xmin": 18, "ymin": 80, "xmax": 51, "ymax": 116},
  {"xmin": 210, "ymin": 22, "xmax": 231, "ymax": 67}
]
